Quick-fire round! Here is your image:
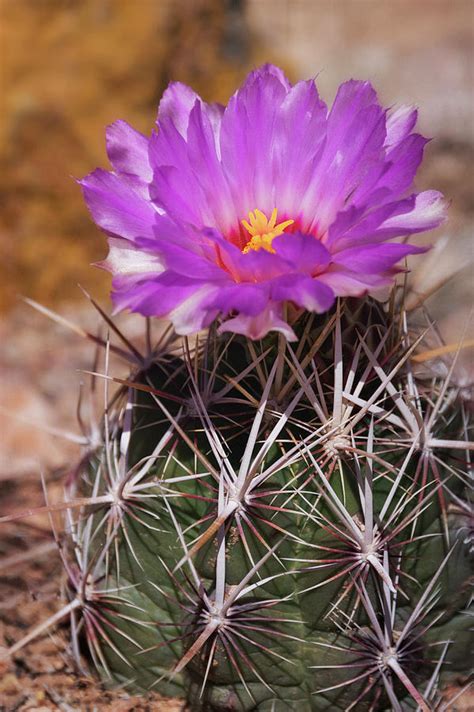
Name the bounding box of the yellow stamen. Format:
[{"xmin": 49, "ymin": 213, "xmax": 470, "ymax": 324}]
[{"xmin": 241, "ymin": 208, "xmax": 294, "ymax": 253}]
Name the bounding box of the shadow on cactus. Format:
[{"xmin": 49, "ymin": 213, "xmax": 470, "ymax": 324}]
[{"xmin": 3, "ymin": 65, "xmax": 473, "ymax": 711}]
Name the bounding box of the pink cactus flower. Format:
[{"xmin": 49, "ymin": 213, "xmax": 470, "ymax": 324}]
[{"xmin": 81, "ymin": 65, "xmax": 446, "ymax": 340}]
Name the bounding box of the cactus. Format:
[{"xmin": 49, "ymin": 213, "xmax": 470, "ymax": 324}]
[
  {"xmin": 4, "ymin": 65, "xmax": 472, "ymax": 710},
  {"xmin": 39, "ymin": 295, "xmax": 467, "ymax": 711}
]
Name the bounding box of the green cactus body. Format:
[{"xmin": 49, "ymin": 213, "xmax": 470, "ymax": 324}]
[{"xmin": 64, "ymin": 299, "xmax": 472, "ymax": 711}]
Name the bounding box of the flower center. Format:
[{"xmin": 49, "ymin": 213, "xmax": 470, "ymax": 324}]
[{"xmin": 241, "ymin": 208, "xmax": 294, "ymax": 254}]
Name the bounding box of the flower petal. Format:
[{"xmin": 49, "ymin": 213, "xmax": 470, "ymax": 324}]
[
  {"xmin": 209, "ymin": 284, "xmax": 270, "ymax": 316},
  {"xmin": 272, "ymin": 80, "xmax": 328, "ymax": 215},
  {"xmin": 98, "ymin": 236, "xmax": 163, "ymax": 276},
  {"xmin": 271, "ymin": 274, "xmax": 335, "ymax": 312},
  {"xmin": 220, "ymin": 67, "xmax": 289, "ymax": 216},
  {"xmin": 219, "ymin": 302, "xmax": 297, "ymax": 341},
  {"xmin": 317, "ymin": 266, "xmax": 395, "ymax": 297},
  {"xmin": 105, "ymin": 120, "xmax": 152, "ymax": 195},
  {"xmin": 385, "ymin": 105, "xmax": 418, "ymax": 148},
  {"xmin": 380, "ymin": 190, "xmax": 448, "ymax": 233},
  {"xmin": 328, "ymin": 191, "xmax": 447, "ymax": 253},
  {"xmin": 300, "ymin": 80, "xmax": 387, "ymax": 232},
  {"xmin": 111, "ymin": 270, "xmax": 216, "ymax": 327},
  {"xmin": 333, "ymin": 241, "xmax": 427, "ymax": 273},
  {"xmin": 80, "ymin": 169, "xmax": 158, "ymax": 242},
  {"xmin": 273, "ymin": 232, "xmax": 331, "ymax": 274},
  {"xmin": 157, "ymin": 81, "xmax": 224, "ymax": 139}
]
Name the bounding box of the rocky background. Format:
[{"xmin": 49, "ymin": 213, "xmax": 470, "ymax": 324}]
[{"xmin": 0, "ymin": 1, "xmax": 472, "ymax": 709}]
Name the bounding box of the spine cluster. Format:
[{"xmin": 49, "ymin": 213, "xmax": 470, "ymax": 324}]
[{"xmin": 5, "ymin": 297, "xmax": 472, "ymax": 711}]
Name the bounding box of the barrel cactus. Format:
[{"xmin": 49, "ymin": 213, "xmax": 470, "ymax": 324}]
[
  {"xmin": 55, "ymin": 298, "xmax": 469, "ymax": 711},
  {"xmin": 6, "ymin": 65, "xmax": 472, "ymax": 710}
]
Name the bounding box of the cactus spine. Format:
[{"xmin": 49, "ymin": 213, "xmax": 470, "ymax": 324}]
[{"xmin": 15, "ymin": 295, "xmax": 473, "ymax": 710}]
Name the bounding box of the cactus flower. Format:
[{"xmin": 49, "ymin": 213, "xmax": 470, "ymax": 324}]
[{"xmin": 81, "ymin": 64, "xmax": 447, "ymax": 340}]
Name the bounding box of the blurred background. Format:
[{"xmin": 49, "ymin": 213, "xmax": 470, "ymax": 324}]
[{"xmin": 0, "ymin": 1, "xmax": 473, "ymax": 706}]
